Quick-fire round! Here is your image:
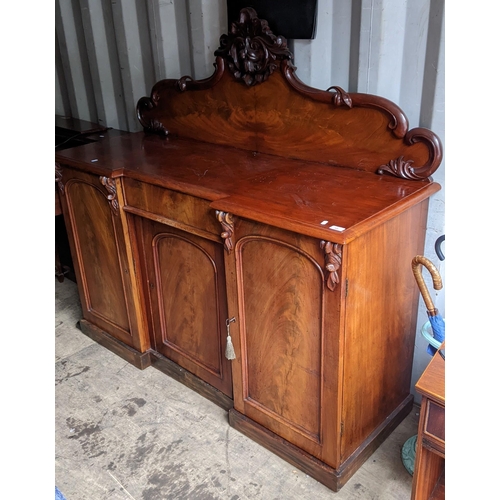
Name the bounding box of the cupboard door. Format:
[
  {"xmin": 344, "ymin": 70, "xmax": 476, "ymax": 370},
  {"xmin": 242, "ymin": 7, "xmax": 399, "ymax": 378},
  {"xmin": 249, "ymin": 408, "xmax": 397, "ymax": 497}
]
[
  {"xmin": 59, "ymin": 168, "xmax": 144, "ymax": 350},
  {"xmin": 141, "ymin": 219, "xmax": 232, "ymax": 397},
  {"xmin": 227, "ymin": 220, "xmax": 344, "ymax": 467}
]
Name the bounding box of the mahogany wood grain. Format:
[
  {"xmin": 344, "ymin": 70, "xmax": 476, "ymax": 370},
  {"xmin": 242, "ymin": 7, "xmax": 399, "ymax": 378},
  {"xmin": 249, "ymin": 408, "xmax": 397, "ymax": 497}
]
[
  {"xmin": 340, "ymin": 201, "xmax": 429, "ymax": 461},
  {"xmin": 58, "ymin": 166, "xmax": 149, "ymax": 353},
  {"xmin": 139, "ymin": 219, "xmax": 232, "ymax": 397},
  {"xmin": 210, "ymin": 163, "xmax": 439, "ymax": 244},
  {"xmin": 122, "ymin": 178, "xmax": 221, "ymax": 239},
  {"xmin": 227, "ymin": 219, "xmax": 343, "ymax": 467},
  {"xmin": 62, "ymin": 170, "xmax": 131, "ymax": 337},
  {"xmin": 56, "ymin": 133, "xmax": 440, "ymax": 245},
  {"xmin": 54, "ymin": 9, "xmax": 444, "ymax": 492},
  {"xmin": 115, "ymin": 177, "xmax": 151, "ymax": 353},
  {"xmin": 134, "ymin": 8, "xmax": 441, "ymax": 180},
  {"xmin": 137, "ymin": 61, "xmax": 441, "ymax": 179}
]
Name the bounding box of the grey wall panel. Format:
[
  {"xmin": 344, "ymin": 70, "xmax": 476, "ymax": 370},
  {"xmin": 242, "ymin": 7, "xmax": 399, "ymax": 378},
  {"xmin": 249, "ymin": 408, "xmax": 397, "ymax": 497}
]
[
  {"xmin": 55, "ymin": 0, "xmax": 445, "ymax": 400},
  {"xmin": 79, "ymin": 0, "xmax": 129, "ymax": 130},
  {"xmin": 293, "ymin": 0, "xmax": 335, "ymax": 91},
  {"xmin": 55, "ymin": 29, "xmax": 72, "ymax": 118},
  {"xmin": 145, "ymin": 0, "xmax": 192, "ymax": 80},
  {"xmin": 56, "ymin": 0, "xmax": 98, "ymax": 123},
  {"xmin": 110, "ymin": 0, "xmax": 156, "ymax": 131},
  {"xmin": 186, "ymin": 0, "xmax": 227, "ymax": 79},
  {"xmin": 399, "ymin": 0, "xmax": 431, "ymax": 128}
]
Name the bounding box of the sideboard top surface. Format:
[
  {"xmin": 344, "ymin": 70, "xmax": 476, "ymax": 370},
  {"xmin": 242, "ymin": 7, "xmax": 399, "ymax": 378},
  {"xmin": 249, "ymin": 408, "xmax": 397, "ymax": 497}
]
[{"xmin": 56, "ymin": 132, "xmax": 439, "ymax": 243}]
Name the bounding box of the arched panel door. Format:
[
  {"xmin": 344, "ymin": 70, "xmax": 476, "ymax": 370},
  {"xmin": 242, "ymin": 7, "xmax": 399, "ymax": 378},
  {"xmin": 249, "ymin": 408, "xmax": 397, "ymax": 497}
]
[
  {"xmin": 228, "ymin": 221, "xmax": 344, "ymax": 468},
  {"xmin": 63, "ymin": 173, "xmax": 136, "ymax": 347},
  {"xmin": 141, "ymin": 219, "xmax": 232, "ymax": 397}
]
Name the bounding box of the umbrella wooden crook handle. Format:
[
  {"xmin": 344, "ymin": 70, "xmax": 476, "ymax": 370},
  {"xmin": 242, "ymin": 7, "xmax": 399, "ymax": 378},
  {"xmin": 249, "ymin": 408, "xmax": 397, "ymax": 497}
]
[{"xmin": 411, "ymin": 256, "xmax": 443, "ymax": 316}]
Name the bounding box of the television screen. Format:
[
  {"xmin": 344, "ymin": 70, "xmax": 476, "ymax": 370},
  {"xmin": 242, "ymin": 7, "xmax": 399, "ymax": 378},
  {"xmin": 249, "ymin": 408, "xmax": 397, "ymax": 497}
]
[{"xmin": 226, "ymin": 1, "xmax": 318, "ymax": 40}]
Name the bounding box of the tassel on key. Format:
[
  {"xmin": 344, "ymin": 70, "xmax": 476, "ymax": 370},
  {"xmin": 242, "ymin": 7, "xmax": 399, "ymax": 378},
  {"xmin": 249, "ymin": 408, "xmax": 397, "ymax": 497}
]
[{"xmin": 225, "ymin": 317, "xmax": 236, "ymax": 360}]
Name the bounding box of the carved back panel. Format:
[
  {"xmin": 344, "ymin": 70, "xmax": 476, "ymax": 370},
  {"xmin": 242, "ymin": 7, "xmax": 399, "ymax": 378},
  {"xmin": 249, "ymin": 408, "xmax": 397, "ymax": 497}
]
[{"xmin": 137, "ymin": 8, "xmax": 442, "ymax": 180}]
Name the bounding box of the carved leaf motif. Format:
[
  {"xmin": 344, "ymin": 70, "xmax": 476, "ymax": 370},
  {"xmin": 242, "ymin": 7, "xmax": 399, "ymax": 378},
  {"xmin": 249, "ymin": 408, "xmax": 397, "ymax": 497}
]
[
  {"xmin": 146, "ymin": 119, "xmax": 168, "ymax": 136},
  {"xmin": 215, "ymin": 210, "xmax": 234, "ymax": 253},
  {"xmin": 215, "ymin": 8, "xmax": 292, "ymax": 87},
  {"xmin": 100, "ymin": 176, "xmax": 119, "ymax": 216},
  {"xmin": 136, "ymin": 96, "xmax": 168, "ymax": 136},
  {"xmin": 55, "ymin": 163, "xmax": 64, "ymax": 194},
  {"xmin": 377, "ymin": 156, "xmax": 421, "ymax": 180},
  {"xmin": 320, "ymin": 241, "xmax": 342, "ymax": 292}
]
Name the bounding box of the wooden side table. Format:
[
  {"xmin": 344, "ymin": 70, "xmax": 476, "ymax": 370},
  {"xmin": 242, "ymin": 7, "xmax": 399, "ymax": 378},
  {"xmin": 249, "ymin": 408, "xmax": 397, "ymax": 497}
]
[{"xmin": 411, "ymin": 343, "xmax": 445, "ymax": 500}]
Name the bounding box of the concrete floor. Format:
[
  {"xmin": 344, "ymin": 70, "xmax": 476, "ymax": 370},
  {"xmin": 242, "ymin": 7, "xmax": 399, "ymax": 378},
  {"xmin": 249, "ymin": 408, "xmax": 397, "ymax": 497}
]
[{"xmin": 55, "ymin": 277, "xmax": 418, "ymax": 500}]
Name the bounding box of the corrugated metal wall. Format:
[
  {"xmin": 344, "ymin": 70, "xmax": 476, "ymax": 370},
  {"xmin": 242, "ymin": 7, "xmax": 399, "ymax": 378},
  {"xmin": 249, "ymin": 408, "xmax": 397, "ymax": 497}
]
[{"xmin": 55, "ymin": 0, "xmax": 445, "ymax": 399}]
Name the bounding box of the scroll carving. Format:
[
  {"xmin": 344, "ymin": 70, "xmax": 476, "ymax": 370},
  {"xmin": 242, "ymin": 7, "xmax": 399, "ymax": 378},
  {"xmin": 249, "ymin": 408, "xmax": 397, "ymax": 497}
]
[
  {"xmin": 55, "ymin": 163, "xmax": 64, "ymax": 194},
  {"xmin": 215, "ymin": 211, "xmax": 234, "ymax": 253},
  {"xmin": 143, "ymin": 118, "xmax": 168, "ymax": 136},
  {"xmin": 177, "ymin": 76, "xmax": 193, "ymax": 92},
  {"xmin": 378, "ymin": 156, "xmax": 419, "ymax": 180},
  {"xmin": 100, "ymin": 176, "xmax": 119, "ymax": 216},
  {"xmin": 215, "ymin": 7, "xmax": 292, "ymax": 86},
  {"xmin": 326, "ymin": 86, "xmax": 353, "ymax": 108},
  {"xmin": 320, "ymin": 241, "xmax": 342, "ymax": 292},
  {"xmin": 136, "ymin": 95, "xmax": 169, "ymax": 136},
  {"xmin": 378, "ymin": 127, "xmax": 442, "ymax": 180},
  {"xmin": 134, "ymin": 8, "xmax": 442, "ymax": 179}
]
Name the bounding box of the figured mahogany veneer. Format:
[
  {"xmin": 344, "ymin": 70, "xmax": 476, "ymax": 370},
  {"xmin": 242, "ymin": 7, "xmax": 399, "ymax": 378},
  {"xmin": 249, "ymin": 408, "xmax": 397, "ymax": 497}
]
[
  {"xmin": 55, "ymin": 8, "xmax": 443, "ymax": 492},
  {"xmin": 137, "ymin": 8, "xmax": 441, "ymax": 180}
]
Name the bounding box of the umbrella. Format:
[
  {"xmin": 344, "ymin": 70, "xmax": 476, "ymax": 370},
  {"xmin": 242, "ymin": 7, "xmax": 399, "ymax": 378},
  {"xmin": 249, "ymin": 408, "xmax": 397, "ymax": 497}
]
[
  {"xmin": 411, "ymin": 255, "xmax": 445, "ymax": 355},
  {"xmin": 401, "ymin": 250, "xmax": 445, "ymax": 477}
]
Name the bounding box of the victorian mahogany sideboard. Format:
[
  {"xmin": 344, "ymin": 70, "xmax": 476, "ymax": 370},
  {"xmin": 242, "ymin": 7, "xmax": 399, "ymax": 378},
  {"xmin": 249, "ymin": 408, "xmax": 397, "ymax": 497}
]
[{"xmin": 55, "ymin": 8, "xmax": 443, "ymax": 492}]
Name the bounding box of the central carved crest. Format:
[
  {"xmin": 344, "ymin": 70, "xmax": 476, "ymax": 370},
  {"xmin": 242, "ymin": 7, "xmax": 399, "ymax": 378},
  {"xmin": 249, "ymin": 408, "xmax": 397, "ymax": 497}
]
[{"xmin": 215, "ymin": 8, "xmax": 292, "ymax": 86}]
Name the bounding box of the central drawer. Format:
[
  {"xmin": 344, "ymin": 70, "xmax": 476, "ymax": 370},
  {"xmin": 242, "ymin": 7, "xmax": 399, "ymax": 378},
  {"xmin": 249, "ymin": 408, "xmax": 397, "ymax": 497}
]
[{"xmin": 122, "ymin": 178, "xmax": 221, "ymax": 239}]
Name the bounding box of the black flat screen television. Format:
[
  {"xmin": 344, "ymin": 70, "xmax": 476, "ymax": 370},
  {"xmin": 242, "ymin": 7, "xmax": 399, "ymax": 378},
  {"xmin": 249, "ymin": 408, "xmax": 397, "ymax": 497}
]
[{"xmin": 226, "ymin": 1, "xmax": 318, "ymax": 40}]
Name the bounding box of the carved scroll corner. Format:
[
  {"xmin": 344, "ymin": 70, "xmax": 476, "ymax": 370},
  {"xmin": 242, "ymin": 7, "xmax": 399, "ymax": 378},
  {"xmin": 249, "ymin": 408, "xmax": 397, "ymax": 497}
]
[
  {"xmin": 215, "ymin": 210, "xmax": 235, "ymax": 254},
  {"xmin": 320, "ymin": 240, "xmax": 342, "ymax": 292},
  {"xmin": 99, "ymin": 176, "xmax": 119, "ymax": 216},
  {"xmin": 55, "ymin": 162, "xmax": 65, "ymax": 194},
  {"xmin": 378, "ymin": 125, "xmax": 442, "ymax": 180},
  {"xmin": 136, "ymin": 95, "xmax": 169, "ymax": 137},
  {"xmin": 326, "ymin": 86, "xmax": 353, "ymax": 108},
  {"xmin": 377, "ymin": 156, "xmax": 422, "ymax": 180},
  {"xmin": 215, "ymin": 7, "xmax": 293, "ymax": 87}
]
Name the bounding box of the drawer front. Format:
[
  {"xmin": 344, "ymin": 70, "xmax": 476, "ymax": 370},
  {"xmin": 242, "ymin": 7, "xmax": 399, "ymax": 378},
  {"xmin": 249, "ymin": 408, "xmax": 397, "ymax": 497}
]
[
  {"xmin": 423, "ymin": 400, "xmax": 445, "ymax": 455},
  {"xmin": 123, "ymin": 178, "xmax": 221, "ymax": 238}
]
